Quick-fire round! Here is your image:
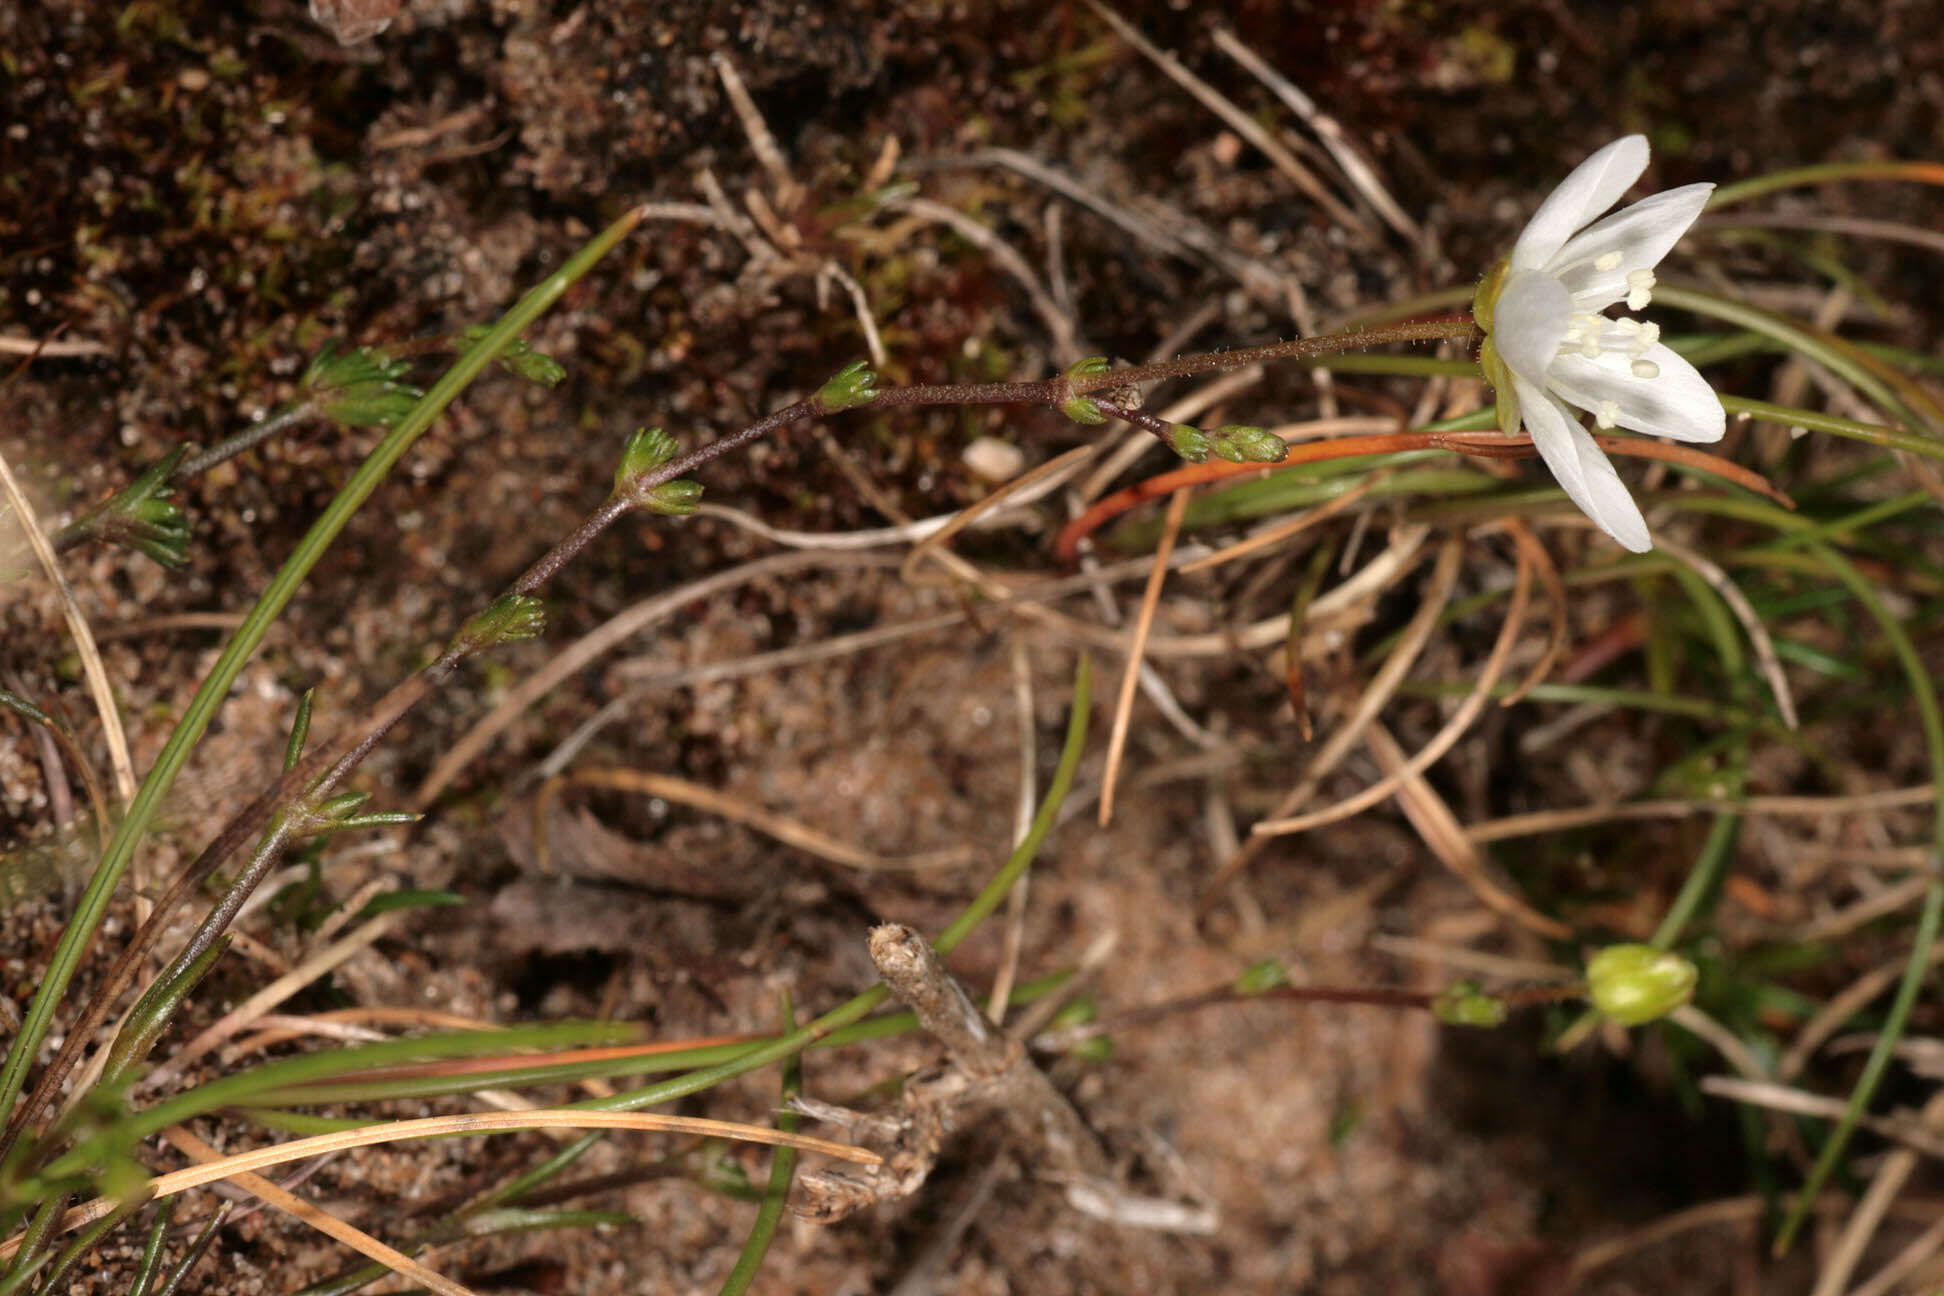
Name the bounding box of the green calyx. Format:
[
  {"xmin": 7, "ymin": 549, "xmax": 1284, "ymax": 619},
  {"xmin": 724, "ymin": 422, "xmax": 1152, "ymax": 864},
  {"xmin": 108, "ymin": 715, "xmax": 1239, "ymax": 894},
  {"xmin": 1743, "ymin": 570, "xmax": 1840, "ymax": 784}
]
[
  {"xmin": 1585, "ymin": 944, "xmax": 1698, "ymax": 1026},
  {"xmin": 1472, "ymin": 257, "xmax": 1509, "ymax": 334},
  {"xmin": 1209, "ymin": 425, "xmax": 1288, "ymax": 464}
]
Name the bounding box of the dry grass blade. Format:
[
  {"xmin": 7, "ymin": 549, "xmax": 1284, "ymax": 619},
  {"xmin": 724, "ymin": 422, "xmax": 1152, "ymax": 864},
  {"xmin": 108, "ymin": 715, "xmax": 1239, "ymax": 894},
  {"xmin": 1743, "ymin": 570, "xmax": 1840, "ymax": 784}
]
[
  {"xmin": 1466, "ymin": 784, "xmax": 1938, "ymax": 845},
  {"xmin": 413, "ymin": 551, "xmax": 902, "ymax": 808},
  {"xmin": 1363, "ymin": 721, "xmax": 1571, "ymax": 940},
  {"xmin": 1780, "ymin": 939, "xmax": 1944, "ymax": 1083},
  {"xmin": 0, "ymin": 446, "xmax": 136, "ymax": 804},
  {"xmin": 161, "ymin": 1126, "xmax": 479, "ymax": 1296},
  {"xmin": 137, "ymin": 912, "xmax": 405, "ymax": 1095},
  {"xmin": 1206, "ymin": 27, "xmax": 1422, "ymax": 246},
  {"xmin": 901, "ymin": 443, "xmax": 1100, "ymax": 588},
  {"xmin": 1176, "ymin": 474, "xmax": 1378, "ymax": 575},
  {"xmin": 1699, "ymin": 1076, "xmax": 1944, "ymax": 1159},
  {"xmin": 1495, "ymin": 519, "xmax": 1566, "ymax": 704},
  {"xmin": 1081, "ymin": 0, "xmax": 1370, "ymax": 243},
  {"xmin": 1099, "ymin": 486, "xmax": 1191, "ymax": 826},
  {"xmin": 13, "ymin": 1111, "xmax": 879, "ymax": 1260},
  {"xmin": 1847, "ymin": 1209, "xmax": 1944, "ymax": 1296},
  {"xmin": 885, "ymin": 196, "xmax": 1082, "ymax": 364},
  {"xmin": 534, "ymin": 768, "xmax": 974, "ymax": 874},
  {"xmin": 1252, "ymin": 532, "xmax": 1532, "ymax": 838},
  {"xmin": 1195, "ymin": 535, "xmax": 1459, "ymax": 914},
  {"xmin": 712, "ymin": 53, "xmax": 804, "ymax": 213},
  {"xmin": 1654, "ymin": 533, "xmax": 1799, "ymax": 729},
  {"xmin": 1805, "ymin": 1090, "xmax": 1944, "ymax": 1296},
  {"xmin": 0, "ymin": 333, "xmax": 109, "ymax": 357}
]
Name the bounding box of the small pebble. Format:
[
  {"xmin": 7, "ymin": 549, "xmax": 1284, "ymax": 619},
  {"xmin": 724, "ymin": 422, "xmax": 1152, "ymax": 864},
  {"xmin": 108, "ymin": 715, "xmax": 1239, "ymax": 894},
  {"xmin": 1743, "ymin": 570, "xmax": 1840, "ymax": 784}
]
[{"xmin": 962, "ymin": 436, "xmax": 1024, "ymax": 482}]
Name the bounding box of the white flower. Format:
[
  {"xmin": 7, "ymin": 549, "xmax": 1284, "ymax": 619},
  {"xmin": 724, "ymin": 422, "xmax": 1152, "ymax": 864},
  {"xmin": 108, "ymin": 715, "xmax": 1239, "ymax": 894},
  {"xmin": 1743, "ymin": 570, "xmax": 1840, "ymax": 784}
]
[{"xmin": 1475, "ymin": 135, "xmax": 1724, "ymax": 553}]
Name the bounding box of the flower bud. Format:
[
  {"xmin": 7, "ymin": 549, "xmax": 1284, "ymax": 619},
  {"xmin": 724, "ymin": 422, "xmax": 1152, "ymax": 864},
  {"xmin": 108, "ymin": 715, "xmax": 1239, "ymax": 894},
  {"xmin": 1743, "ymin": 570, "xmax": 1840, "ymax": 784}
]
[
  {"xmin": 1209, "ymin": 424, "xmax": 1288, "ymax": 464},
  {"xmin": 1586, "ymin": 944, "xmax": 1697, "ymax": 1026},
  {"xmin": 1166, "ymin": 423, "xmax": 1211, "ymax": 463}
]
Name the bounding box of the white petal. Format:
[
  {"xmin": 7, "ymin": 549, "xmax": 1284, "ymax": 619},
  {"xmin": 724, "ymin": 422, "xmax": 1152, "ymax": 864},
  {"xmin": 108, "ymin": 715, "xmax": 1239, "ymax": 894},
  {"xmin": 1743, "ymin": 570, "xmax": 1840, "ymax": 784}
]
[
  {"xmin": 1518, "ymin": 377, "xmax": 1653, "ymax": 552},
  {"xmin": 1548, "ymin": 342, "xmax": 1725, "ymax": 443},
  {"xmin": 1492, "ymin": 270, "xmax": 1572, "ymax": 389},
  {"xmin": 1549, "ymin": 184, "xmax": 1715, "ymax": 308},
  {"xmin": 1509, "ymin": 136, "xmax": 1650, "ymax": 272}
]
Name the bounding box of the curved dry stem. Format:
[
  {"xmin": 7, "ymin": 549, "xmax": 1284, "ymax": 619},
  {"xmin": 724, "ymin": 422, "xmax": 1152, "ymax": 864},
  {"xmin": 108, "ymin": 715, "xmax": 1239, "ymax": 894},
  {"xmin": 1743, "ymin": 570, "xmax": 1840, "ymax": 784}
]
[
  {"xmin": 1098, "ymin": 486, "xmax": 1192, "ymax": 826},
  {"xmin": 3, "ymin": 1110, "xmax": 879, "ymax": 1261},
  {"xmin": 534, "ymin": 768, "xmax": 974, "ymax": 875},
  {"xmin": 413, "ymin": 551, "xmax": 903, "ymax": 809},
  {"xmin": 160, "ymin": 1124, "xmax": 477, "ymax": 1296},
  {"xmin": 1251, "ymin": 531, "xmax": 1532, "ymax": 838},
  {"xmin": 1195, "ymin": 535, "xmax": 1461, "ymax": 916},
  {"xmin": 0, "ymin": 446, "xmax": 136, "ymax": 806}
]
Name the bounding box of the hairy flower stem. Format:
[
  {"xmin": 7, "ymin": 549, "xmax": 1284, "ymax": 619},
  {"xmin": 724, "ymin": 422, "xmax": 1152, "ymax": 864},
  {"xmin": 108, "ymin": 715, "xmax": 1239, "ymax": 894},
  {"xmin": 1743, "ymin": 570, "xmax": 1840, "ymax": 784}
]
[{"xmin": 1066, "ymin": 320, "xmax": 1477, "ymax": 394}]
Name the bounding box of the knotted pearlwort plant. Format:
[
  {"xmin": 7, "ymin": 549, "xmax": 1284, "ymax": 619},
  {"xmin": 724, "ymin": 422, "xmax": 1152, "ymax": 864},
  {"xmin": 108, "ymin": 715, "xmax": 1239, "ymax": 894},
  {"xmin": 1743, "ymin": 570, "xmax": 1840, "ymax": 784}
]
[{"xmin": 1475, "ymin": 134, "xmax": 1725, "ymax": 551}]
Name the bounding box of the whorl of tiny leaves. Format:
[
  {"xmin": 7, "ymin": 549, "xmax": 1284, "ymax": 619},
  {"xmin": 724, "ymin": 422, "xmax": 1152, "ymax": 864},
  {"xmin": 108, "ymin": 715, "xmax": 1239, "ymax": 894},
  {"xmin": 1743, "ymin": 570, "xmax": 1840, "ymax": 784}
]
[
  {"xmin": 614, "ymin": 426, "xmax": 679, "ymax": 488},
  {"xmin": 1233, "ymin": 959, "xmax": 1290, "ymax": 994},
  {"xmin": 1432, "ymin": 980, "xmax": 1509, "ymax": 1027},
  {"xmin": 291, "ymin": 790, "xmax": 417, "ymax": 839},
  {"xmin": 454, "ymin": 324, "xmax": 567, "ymax": 387},
  {"xmin": 1586, "ymin": 944, "xmax": 1698, "ymax": 1026},
  {"xmin": 451, "ymin": 593, "xmax": 547, "ymax": 658},
  {"xmin": 816, "ymin": 360, "xmax": 878, "ymax": 413},
  {"xmin": 72, "ymin": 446, "xmax": 192, "ymax": 567},
  {"xmin": 613, "ymin": 428, "xmax": 704, "ymax": 515},
  {"xmin": 300, "ymin": 341, "xmax": 423, "ymax": 429},
  {"xmin": 1061, "ymin": 355, "xmax": 1111, "ymax": 424}
]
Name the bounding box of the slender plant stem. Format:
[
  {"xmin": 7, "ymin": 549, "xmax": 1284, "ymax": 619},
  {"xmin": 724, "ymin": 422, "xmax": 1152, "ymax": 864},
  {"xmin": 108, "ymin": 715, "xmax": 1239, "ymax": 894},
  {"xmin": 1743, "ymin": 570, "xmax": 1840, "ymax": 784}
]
[
  {"xmin": 716, "ymin": 996, "xmax": 800, "ymax": 1296},
  {"xmin": 176, "ymin": 402, "xmax": 319, "ymax": 480},
  {"xmin": 0, "ymin": 204, "xmax": 650, "ymax": 1134},
  {"xmin": 1065, "ymin": 319, "xmax": 1476, "ymax": 393}
]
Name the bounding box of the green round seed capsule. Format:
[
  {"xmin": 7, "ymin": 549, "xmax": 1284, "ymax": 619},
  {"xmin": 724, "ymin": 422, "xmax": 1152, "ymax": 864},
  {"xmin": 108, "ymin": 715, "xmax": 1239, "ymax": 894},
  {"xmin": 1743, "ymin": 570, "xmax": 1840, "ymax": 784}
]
[{"xmin": 1586, "ymin": 944, "xmax": 1697, "ymax": 1026}]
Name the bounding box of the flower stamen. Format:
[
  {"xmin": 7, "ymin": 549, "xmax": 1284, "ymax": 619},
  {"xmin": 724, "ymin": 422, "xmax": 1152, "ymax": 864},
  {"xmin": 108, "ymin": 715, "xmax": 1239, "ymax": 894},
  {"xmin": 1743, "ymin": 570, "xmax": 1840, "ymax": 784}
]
[{"xmin": 1625, "ymin": 267, "xmax": 1656, "ymax": 310}]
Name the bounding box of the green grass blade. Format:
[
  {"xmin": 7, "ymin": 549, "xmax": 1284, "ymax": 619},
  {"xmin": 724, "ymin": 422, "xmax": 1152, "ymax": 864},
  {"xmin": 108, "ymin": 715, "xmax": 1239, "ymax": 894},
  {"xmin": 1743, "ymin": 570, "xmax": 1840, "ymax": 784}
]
[{"xmin": 717, "ymin": 996, "xmax": 801, "ymax": 1296}]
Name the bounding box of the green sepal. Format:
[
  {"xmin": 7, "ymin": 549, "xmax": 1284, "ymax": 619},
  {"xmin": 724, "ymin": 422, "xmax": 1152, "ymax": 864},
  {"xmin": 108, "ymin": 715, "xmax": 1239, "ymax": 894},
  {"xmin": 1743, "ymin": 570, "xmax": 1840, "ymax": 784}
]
[
  {"xmin": 1061, "ymin": 395, "xmax": 1106, "ymax": 424},
  {"xmin": 1472, "ymin": 256, "xmax": 1509, "ymax": 333},
  {"xmin": 1167, "ymin": 424, "xmax": 1211, "ymax": 463},
  {"xmin": 641, "ymin": 479, "xmax": 703, "ymax": 516},
  {"xmin": 1586, "ymin": 944, "xmax": 1698, "ymax": 1026},
  {"xmin": 1479, "ymin": 337, "xmax": 1520, "ymax": 435},
  {"xmin": 816, "ymin": 360, "xmax": 877, "ymax": 412},
  {"xmin": 1208, "ymin": 424, "xmax": 1287, "ymax": 464}
]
